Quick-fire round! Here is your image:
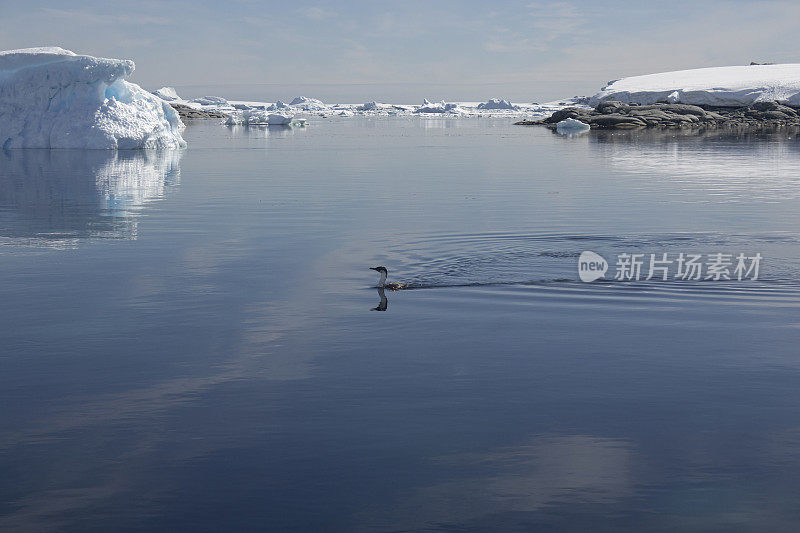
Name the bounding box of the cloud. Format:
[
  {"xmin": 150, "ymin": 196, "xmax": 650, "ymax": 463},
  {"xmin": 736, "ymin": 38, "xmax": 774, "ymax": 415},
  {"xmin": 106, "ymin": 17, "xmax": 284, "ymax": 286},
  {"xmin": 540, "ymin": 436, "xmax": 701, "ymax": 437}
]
[
  {"xmin": 298, "ymin": 6, "xmax": 334, "ymax": 20},
  {"xmin": 483, "ymin": 2, "xmax": 588, "ymax": 53}
]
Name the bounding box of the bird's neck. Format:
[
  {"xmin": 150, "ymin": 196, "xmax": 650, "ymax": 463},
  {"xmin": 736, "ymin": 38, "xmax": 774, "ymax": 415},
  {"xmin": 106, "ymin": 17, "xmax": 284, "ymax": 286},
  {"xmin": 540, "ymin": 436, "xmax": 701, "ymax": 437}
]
[{"xmin": 378, "ymin": 271, "xmax": 387, "ymax": 286}]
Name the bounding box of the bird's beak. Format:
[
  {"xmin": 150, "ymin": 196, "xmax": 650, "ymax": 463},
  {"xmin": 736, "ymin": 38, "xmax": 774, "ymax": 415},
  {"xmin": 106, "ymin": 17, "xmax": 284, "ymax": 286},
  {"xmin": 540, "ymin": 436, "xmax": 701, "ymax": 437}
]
[{"xmin": 369, "ymin": 267, "xmax": 379, "ymax": 271}]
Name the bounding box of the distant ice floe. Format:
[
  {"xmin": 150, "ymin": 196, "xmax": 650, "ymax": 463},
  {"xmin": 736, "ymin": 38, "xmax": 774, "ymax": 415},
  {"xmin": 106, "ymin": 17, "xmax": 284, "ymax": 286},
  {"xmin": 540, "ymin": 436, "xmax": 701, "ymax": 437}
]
[
  {"xmin": 153, "ymin": 86, "xmax": 180, "ymax": 101},
  {"xmin": 224, "ymin": 108, "xmax": 302, "ymax": 126},
  {"xmin": 415, "ymin": 99, "xmax": 464, "ymax": 114},
  {"xmin": 166, "ymin": 92, "xmax": 580, "ymax": 124},
  {"xmin": 477, "ymin": 98, "xmax": 518, "ymax": 110},
  {"xmin": 191, "ymin": 95, "xmax": 229, "ymax": 106},
  {"xmin": 590, "ymin": 63, "xmax": 800, "ymax": 107},
  {"xmin": 0, "ymin": 47, "xmax": 186, "ymax": 149}
]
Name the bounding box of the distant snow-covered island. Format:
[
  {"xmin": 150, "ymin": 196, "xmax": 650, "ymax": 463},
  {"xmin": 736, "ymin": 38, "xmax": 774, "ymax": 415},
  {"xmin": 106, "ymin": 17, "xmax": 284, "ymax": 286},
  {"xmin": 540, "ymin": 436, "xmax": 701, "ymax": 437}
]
[
  {"xmin": 518, "ymin": 64, "xmax": 800, "ymax": 130},
  {"xmin": 0, "ymin": 47, "xmax": 186, "ymax": 149}
]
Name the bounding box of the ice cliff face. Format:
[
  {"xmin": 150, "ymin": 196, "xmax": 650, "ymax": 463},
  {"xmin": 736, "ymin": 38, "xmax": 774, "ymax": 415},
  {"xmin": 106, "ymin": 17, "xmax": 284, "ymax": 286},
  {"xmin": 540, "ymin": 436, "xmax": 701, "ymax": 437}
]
[{"xmin": 0, "ymin": 47, "xmax": 186, "ymax": 149}]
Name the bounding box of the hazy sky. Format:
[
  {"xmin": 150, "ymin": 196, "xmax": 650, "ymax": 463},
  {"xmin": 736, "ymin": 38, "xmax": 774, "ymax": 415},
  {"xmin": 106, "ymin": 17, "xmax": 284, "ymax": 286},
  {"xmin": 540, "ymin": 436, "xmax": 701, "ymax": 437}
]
[{"xmin": 2, "ymin": 0, "xmax": 799, "ymax": 101}]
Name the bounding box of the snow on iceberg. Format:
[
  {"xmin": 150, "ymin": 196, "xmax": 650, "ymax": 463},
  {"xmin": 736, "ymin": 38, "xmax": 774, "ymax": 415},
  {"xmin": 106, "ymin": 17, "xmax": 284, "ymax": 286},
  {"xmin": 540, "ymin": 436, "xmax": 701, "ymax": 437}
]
[
  {"xmin": 153, "ymin": 86, "xmax": 180, "ymax": 101},
  {"xmin": 415, "ymin": 99, "xmax": 464, "ymax": 114},
  {"xmin": 590, "ymin": 64, "xmax": 800, "ymax": 107},
  {"xmin": 477, "ymin": 98, "xmax": 518, "ymax": 110},
  {"xmin": 0, "ymin": 47, "xmax": 186, "ymax": 149}
]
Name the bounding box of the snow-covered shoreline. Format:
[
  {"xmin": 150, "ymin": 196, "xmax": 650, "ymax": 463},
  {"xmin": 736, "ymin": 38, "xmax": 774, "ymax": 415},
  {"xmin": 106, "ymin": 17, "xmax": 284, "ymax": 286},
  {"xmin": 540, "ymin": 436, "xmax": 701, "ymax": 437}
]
[{"xmin": 590, "ymin": 64, "xmax": 800, "ymax": 107}]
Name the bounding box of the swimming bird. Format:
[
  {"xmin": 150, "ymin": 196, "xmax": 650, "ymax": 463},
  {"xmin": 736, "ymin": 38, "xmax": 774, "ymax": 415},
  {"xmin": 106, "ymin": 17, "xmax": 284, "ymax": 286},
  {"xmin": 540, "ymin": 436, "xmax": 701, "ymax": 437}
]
[{"xmin": 369, "ymin": 266, "xmax": 406, "ymax": 290}]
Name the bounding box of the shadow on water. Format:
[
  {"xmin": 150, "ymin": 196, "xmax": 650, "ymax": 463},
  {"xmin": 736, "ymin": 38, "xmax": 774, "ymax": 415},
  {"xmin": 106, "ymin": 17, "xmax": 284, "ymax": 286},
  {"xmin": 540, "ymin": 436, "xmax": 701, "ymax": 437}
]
[{"xmin": 0, "ymin": 150, "xmax": 182, "ymax": 246}]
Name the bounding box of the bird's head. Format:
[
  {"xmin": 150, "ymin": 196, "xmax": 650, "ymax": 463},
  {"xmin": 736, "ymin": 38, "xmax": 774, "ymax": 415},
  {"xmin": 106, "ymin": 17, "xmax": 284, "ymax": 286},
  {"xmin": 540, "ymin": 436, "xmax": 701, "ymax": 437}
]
[{"xmin": 370, "ymin": 266, "xmax": 388, "ymax": 274}]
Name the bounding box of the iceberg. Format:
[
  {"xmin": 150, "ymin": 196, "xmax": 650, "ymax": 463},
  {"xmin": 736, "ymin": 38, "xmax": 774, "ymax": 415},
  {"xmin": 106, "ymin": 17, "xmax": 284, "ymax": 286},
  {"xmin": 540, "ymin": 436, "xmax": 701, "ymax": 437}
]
[
  {"xmin": 556, "ymin": 118, "xmax": 591, "ymax": 134},
  {"xmin": 0, "ymin": 47, "xmax": 186, "ymax": 149},
  {"xmin": 153, "ymin": 86, "xmax": 180, "ymax": 101},
  {"xmin": 357, "ymin": 101, "xmax": 381, "ymax": 111},
  {"xmin": 415, "ymin": 99, "xmax": 464, "ymax": 114},
  {"xmin": 191, "ymin": 95, "xmax": 229, "ymax": 106},
  {"xmin": 591, "ymin": 64, "xmax": 800, "ymax": 107},
  {"xmin": 289, "ymin": 96, "xmax": 323, "ymax": 106},
  {"xmin": 477, "ymin": 98, "xmax": 518, "ymax": 110},
  {"xmin": 225, "ymin": 109, "xmax": 295, "ymax": 126},
  {"xmin": 267, "ymin": 113, "xmax": 293, "ymax": 125}
]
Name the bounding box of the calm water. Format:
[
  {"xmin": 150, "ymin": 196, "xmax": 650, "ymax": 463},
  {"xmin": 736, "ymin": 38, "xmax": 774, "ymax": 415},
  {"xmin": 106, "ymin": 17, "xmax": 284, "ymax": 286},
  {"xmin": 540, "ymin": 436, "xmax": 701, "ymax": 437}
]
[{"xmin": 1, "ymin": 119, "xmax": 799, "ymax": 531}]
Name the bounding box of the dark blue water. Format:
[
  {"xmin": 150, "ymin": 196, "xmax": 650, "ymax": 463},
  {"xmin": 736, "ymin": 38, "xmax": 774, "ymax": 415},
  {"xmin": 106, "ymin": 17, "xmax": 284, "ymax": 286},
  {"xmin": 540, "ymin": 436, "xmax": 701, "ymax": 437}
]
[{"xmin": 1, "ymin": 119, "xmax": 799, "ymax": 531}]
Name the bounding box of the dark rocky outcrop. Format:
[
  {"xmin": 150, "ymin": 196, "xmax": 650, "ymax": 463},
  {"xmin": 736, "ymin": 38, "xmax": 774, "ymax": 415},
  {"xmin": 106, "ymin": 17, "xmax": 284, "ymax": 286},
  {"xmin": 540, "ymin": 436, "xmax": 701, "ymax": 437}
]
[
  {"xmin": 515, "ymin": 100, "xmax": 800, "ymax": 130},
  {"xmin": 170, "ymin": 103, "xmax": 229, "ymax": 119}
]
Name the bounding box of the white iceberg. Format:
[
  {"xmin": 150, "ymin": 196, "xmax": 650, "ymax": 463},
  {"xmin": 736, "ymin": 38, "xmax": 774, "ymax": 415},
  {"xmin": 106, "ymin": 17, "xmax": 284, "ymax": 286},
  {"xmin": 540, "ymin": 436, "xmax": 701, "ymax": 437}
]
[
  {"xmin": 191, "ymin": 95, "xmax": 229, "ymax": 106},
  {"xmin": 267, "ymin": 113, "xmax": 293, "ymax": 125},
  {"xmin": 153, "ymin": 86, "xmax": 180, "ymax": 101},
  {"xmin": 225, "ymin": 109, "xmax": 295, "ymax": 126},
  {"xmin": 289, "ymin": 96, "xmax": 323, "ymax": 106},
  {"xmin": 357, "ymin": 101, "xmax": 381, "ymax": 111},
  {"xmin": 556, "ymin": 118, "xmax": 591, "ymax": 134},
  {"xmin": 415, "ymin": 99, "xmax": 464, "ymax": 114},
  {"xmin": 0, "ymin": 47, "xmax": 186, "ymax": 149},
  {"xmin": 477, "ymin": 98, "xmax": 518, "ymax": 110},
  {"xmin": 590, "ymin": 64, "xmax": 800, "ymax": 107}
]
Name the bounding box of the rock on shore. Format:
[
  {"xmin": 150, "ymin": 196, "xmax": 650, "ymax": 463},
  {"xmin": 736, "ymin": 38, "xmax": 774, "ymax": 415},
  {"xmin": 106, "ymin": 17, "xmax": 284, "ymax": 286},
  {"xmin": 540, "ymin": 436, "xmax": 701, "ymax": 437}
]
[{"xmin": 515, "ymin": 100, "xmax": 800, "ymax": 130}]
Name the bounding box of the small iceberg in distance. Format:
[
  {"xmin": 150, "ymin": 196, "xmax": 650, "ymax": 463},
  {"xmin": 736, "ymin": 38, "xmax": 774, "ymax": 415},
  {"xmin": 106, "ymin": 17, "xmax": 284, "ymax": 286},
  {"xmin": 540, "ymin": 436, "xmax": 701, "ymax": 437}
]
[
  {"xmin": 556, "ymin": 118, "xmax": 591, "ymax": 135},
  {"xmin": 0, "ymin": 47, "xmax": 186, "ymax": 149},
  {"xmin": 153, "ymin": 86, "xmax": 180, "ymax": 101},
  {"xmin": 191, "ymin": 95, "xmax": 229, "ymax": 106},
  {"xmin": 225, "ymin": 109, "xmax": 298, "ymax": 126},
  {"xmin": 477, "ymin": 98, "xmax": 518, "ymax": 110},
  {"xmin": 416, "ymin": 99, "xmax": 464, "ymax": 114}
]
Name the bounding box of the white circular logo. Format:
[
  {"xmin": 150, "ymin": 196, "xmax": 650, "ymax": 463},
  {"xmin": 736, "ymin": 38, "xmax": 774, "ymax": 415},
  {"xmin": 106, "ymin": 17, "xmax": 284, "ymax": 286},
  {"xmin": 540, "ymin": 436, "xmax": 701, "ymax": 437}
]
[{"xmin": 578, "ymin": 251, "xmax": 608, "ymax": 282}]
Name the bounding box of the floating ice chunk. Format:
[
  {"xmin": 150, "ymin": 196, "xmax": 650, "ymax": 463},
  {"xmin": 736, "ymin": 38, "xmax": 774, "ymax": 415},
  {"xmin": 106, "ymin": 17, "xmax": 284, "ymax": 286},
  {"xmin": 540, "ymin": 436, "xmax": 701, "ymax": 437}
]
[
  {"xmin": 153, "ymin": 86, "xmax": 180, "ymax": 101},
  {"xmin": 268, "ymin": 113, "xmax": 293, "ymax": 125},
  {"xmin": 357, "ymin": 101, "xmax": 381, "ymax": 111},
  {"xmin": 0, "ymin": 47, "xmax": 185, "ymax": 149},
  {"xmin": 477, "ymin": 98, "xmax": 518, "ymax": 110},
  {"xmin": 225, "ymin": 109, "xmax": 267, "ymax": 125},
  {"xmin": 191, "ymin": 95, "xmax": 229, "ymax": 106},
  {"xmin": 289, "ymin": 96, "xmax": 323, "ymax": 106},
  {"xmin": 556, "ymin": 118, "xmax": 591, "ymax": 134},
  {"xmin": 590, "ymin": 64, "xmax": 800, "ymax": 106},
  {"xmin": 416, "ymin": 100, "xmax": 464, "ymax": 114}
]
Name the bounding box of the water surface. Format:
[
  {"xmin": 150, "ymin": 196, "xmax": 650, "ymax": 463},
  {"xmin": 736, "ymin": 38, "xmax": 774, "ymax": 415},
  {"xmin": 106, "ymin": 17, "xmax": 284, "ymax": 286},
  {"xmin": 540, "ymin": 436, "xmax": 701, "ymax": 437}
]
[{"xmin": 1, "ymin": 119, "xmax": 799, "ymax": 531}]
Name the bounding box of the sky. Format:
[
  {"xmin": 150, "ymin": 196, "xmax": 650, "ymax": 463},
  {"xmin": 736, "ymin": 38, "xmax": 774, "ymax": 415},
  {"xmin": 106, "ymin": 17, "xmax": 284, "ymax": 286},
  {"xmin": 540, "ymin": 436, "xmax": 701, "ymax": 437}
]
[{"xmin": 1, "ymin": 0, "xmax": 799, "ymax": 102}]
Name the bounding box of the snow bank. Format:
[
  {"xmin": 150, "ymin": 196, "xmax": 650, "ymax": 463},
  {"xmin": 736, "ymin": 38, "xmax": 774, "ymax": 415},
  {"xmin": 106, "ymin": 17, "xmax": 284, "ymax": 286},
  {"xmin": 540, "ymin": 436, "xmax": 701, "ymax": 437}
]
[
  {"xmin": 591, "ymin": 64, "xmax": 800, "ymax": 107},
  {"xmin": 0, "ymin": 47, "xmax": 186, "ymax": 149},
  {"xmin": 477, "ymin": 98, "xmax": 518, "ymax": 110},
  {"xmin": 153, "ymin": 86, "xmax": 179, "ymax": 101}
]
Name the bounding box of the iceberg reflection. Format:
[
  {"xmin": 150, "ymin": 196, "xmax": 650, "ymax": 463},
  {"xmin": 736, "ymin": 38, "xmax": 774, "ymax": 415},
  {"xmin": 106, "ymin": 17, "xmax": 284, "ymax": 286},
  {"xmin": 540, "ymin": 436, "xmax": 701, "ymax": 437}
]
[{"xmin": 0, "ymin": 150, "xmax": 181, "ymax": 246}]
